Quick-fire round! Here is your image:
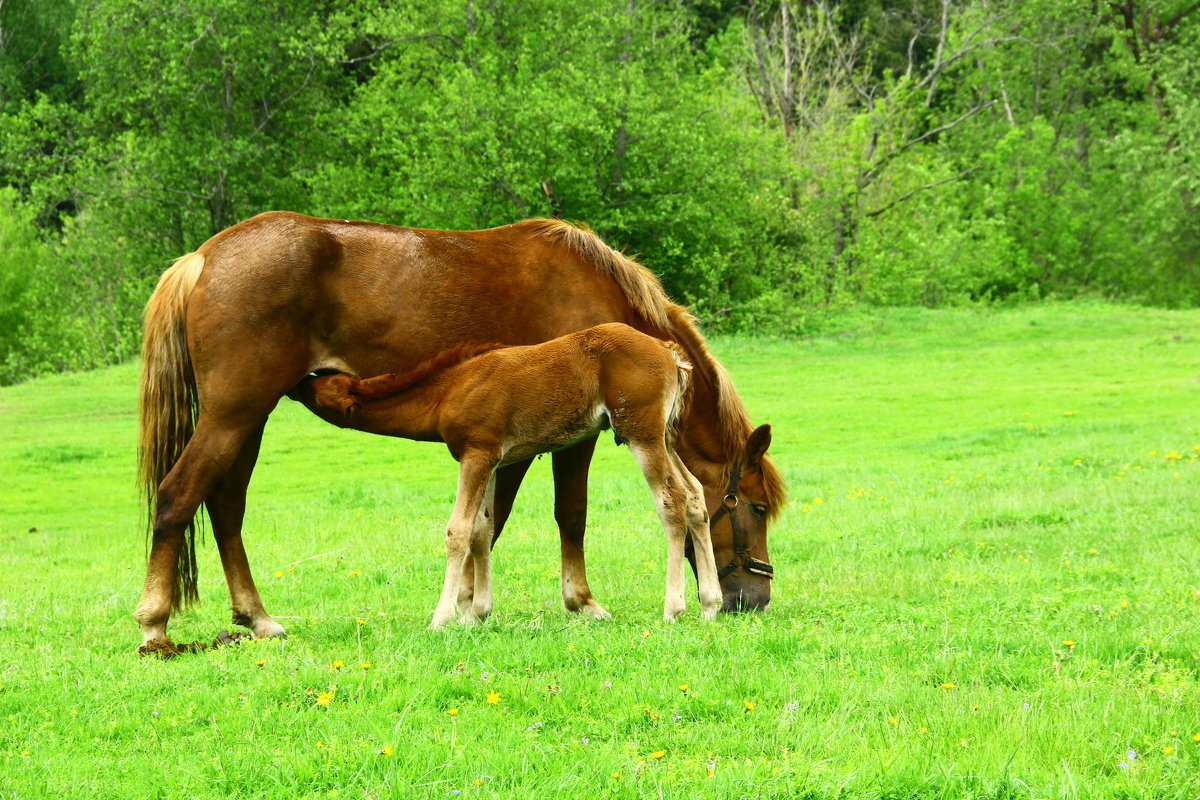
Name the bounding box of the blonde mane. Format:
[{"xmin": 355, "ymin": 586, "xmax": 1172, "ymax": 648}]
[
  {"xmin": 522, "ymin": 218, "xmax": 671, "ymax": 330},
  {"xmin": 524, "ymin": 219, "xmax": 786, "ymax": 516}
]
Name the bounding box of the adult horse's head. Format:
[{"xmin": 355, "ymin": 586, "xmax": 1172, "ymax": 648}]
[{"xmin": 687, "ymin": 423, "xmax": 782, "ymax": 612}]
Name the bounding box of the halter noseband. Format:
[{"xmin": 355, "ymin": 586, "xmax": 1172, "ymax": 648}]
[{"xmin": 709, "ymin": 460, "xmax": 774, "ymax": 581}]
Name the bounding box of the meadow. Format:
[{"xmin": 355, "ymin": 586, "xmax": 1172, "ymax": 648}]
[{"xmin": 1, "ymin": 302, "xmax": 1199, "ymax": 799}]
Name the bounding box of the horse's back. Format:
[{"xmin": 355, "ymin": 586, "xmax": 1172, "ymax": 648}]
[{"xmin": 185, "ymin": 213, "xmax": 648, "ymax": 388}]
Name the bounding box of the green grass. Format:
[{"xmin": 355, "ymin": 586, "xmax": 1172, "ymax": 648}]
[{"xmin": 2, "ymin": 301, "xmax": 1200, "ymax": 799}]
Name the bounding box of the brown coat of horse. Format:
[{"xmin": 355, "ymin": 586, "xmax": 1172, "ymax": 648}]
[
  {"xmin": 290, "ymin": 323, "xmax": 723, "ymax": 626},
  {"xmin": 136, "ymin": 211, "xmax": 784, "ymax": 646}
]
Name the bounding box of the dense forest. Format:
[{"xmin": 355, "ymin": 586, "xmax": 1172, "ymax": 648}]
[{"xmin": 0, "ymin": 0, "xmax": 1197, "ymax": 383}]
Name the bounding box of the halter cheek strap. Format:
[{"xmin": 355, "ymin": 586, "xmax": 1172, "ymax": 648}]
[{"xmin": 708, "ymin": 460, "xmax": 774, "ymax": 581}]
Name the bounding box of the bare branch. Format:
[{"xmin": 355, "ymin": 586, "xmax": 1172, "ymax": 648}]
[
  {"xmin": 864, "ymin": 164, "xmax": 981, "ymax": 218},
  {"xmin": 867, "ymin": 99, "xmax": 996, "ymax": 184}
]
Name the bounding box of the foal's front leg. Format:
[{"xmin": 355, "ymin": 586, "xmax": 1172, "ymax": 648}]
[
  {"xmin": 458, "ymin": 474, "xmax": 497, "ymax": 624},
  {"xmin": 431, "ymin": 454, "xmax": 497, "ymax": 629}
]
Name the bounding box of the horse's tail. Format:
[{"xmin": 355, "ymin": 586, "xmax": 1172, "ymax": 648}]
[
  {"xmin": 138, "ymin": 252, "xmax": 205, "ymax": 609},
  {"xmin": 663, "ymin": 341, "xmax": 693, "ymax": 449}
]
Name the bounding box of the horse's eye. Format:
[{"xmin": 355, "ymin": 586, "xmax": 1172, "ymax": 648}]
[{"xmin": 750, "ymin": 503, "xmax": 768, "ymax": 517}]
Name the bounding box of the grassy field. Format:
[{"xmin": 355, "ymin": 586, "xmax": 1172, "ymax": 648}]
[{"xmin": 2, "ymin": 302, "xmax": 1199, "ymax": 799}]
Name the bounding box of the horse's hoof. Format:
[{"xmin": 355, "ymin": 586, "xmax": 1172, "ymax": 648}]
[{"xmin": 252, "ymin": 620, "xmax": 287, "ymax": 639}]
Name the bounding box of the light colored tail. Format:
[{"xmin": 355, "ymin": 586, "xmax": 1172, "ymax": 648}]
[
  {"xmin": 663, "ymin": 341, "xmax": 693, "ymax": 448},
  {"xmin": 138, "ymin": 252, "xmax": 205, "ymax": 609}
]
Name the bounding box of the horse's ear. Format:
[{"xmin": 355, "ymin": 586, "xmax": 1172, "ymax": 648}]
[{"xmin": 746, "ymin": 424, "xmax": 772, "ymax": 469}]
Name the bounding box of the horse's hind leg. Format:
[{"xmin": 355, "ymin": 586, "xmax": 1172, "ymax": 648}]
[
  {"xmin": 134, "ymin": 416, "xmax": 266, "ymax": 645},
  {"xmin": 672, "ymin": 452, "xmax": 721, "ymax": 619},
  {"xmin": 552, "ymin": 436, "xmax": 611, "ymax": 620},
  {"xmin": 205, "ymin": 421, "xmax": 285, "ymax": 639}
]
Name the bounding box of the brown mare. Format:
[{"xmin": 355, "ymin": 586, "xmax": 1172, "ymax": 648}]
[
  {"xmin": 290, "ymin": 323, "xmax": 722, "ymax": 626},
  {"xmin": 137, "ymin": 211, "xmax": 784, "ymax": 646}
]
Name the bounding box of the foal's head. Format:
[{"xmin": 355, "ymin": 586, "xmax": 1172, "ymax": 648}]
[{"xmin": 291, "ymin": 373, "xmax": 362, "ymax": 421}]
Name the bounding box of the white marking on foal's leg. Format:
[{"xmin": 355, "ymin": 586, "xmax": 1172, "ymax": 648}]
[
  {"xmin": 674, "ymin": 454, "xmax": 721, "ymax": 619},
  {"xmin": 630, "ymin": 440, "xmax": 688, "ymax": 622},
  {"xmin": 431, "ymin": 457, "xmax": 495, "ymax": 629}
]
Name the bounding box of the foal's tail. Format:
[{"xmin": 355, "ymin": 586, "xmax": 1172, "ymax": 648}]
[
  {"xmin": 663, "ymin": 341, "xmax": 693, "ymax": 449},
  {"xmin": 138, "ymin": 252, "xmax": 205, "ymax": 609}
]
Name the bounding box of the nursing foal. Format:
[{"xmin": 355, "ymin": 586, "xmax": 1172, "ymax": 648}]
[{"xmin": 290, "ymin": 322, "xmax": 722, "ymax": 628}]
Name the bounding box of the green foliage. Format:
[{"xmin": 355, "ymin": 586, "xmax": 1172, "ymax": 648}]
[{"xmin": 0, "ymin": 0, "xmax": 1199, "ymax": 380}]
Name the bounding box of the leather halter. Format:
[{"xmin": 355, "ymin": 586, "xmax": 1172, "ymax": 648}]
[{"xmin": 709, "ymin": 459, "xmax": 774, "ymax": 581}]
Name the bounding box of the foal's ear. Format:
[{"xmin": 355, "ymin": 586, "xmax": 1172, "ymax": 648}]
[{"xmin": 746, "ymin": 424, "xmax": 772, "ymax": 469}]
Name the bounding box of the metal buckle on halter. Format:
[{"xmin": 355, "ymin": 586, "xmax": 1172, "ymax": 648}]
[{"xmin": 711, "ymin": 461, "xmax": 774, "ymax": 581}]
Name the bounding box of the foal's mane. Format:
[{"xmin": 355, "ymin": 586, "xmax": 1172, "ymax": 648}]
[
  {"xmin": 352, "ymin": 343, "xmax": 507, "ymax": 401},
  {"xmin": 525, "ymin": 218, "xmax": 787, "ymax": 517}
]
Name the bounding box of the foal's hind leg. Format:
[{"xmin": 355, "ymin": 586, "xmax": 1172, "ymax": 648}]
[
  {"xmin": 134, "ymin": 416, "xmax": 266, "ymax": 645},
  {"xmin": 552, "ymin": 436, "xmax": 611, "ymax": 620},
  {"xmin": 627, "ymin": 438, "xmax": 691, "ymax": 622},
  {"xmin": 672, "ymin": 452, "xmax": 722, "ymax": 619},
  {"xmin": 205, "ymin": 421, "xmax": 286, "ymax": 639}
]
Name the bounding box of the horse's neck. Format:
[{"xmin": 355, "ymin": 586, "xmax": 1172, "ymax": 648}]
[{"xmin": 675, "ymin": 366, "xmax": 734, "ymax": 486}]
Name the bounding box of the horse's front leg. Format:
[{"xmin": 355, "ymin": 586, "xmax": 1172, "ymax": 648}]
[
  {"xmin": 551, "ymin": 436, "xmax": 612, "ymax": 620},
  {"xmin": 457, "ymin": 459, "xmax": 532, "ymax": 618},
  {"xmin": 431, "ymin": 454, "xmax": 497, "ymax": 629}
]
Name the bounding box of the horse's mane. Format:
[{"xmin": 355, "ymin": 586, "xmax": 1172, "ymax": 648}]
[
  {"xmin": 522, "ymin": 218, "xmax": 671, "ymax": 330},
  {"xmin": 352, "ymin": 342, "xmax": 508, "ymax": 402},
  {"xmin": 664, "ymin": 305, "xmax": 788, "ymax": 520},
  {"xmin": 522, "ymin": 218, "xmax": 786, "ymax": 517}
]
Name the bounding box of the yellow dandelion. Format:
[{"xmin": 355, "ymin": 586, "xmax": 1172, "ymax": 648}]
[
  {"xmin": 887, "ymin": 716, "xmax": 898, "ymax": 726},
  {"xmin": 939, "ymin": 682, "xmax": 955, "ymax": 690},
  {"xmin": 314, "ymin": 741, "xmax": 324, "ymax": 749},
  {"xmin": 678, "ymin": 684, "xmax": 689, "ymax": 693},
  {"xmin": 486, "ymin": 690, "xmax": 501, "ymax": 704},
  {"xmin": 1191, "ymin": 732, "xmax": 1200, "ymax": 742},
  {"xmin": 567, "ymin": 644, "xmax": 575, "ymax": 651},
  {"xmin": 473, "ymin": 778, "xmax": 483, "ymax": 786},
  {"xmin": 1120, "ymin": 599, "xmax": 1129, "ymax": 608},
  {"xmin": 813, "ymin": 497, "xmax": 823, "ymax": 504},
  {"xmin": 381, "ymin": 744, "xmax": 394, "ymax": 756},
  {"xmin": 743, "ymin": 700, "xmax": 756, "ymax": 711},
  {"xmin": 361, "ymin": 662, "xmax": 372, "ymax": 670},
  {"xmin": 331, "ymin": 659, "xmax": 344, "ymax": 669},
  {"xmin": 611, "ymin": 771, "xmax": 622, "ymax": 778},
  {"xmin": 918, "ymin": 726, "xmax": 928, "ymax": 733},
  {"xmin": 355, "ymin": 618, "xmax": 365, "ymax": 625},
  {"xmin": 642, "ymin": 629, "xmax": 651, "ymax": 638},
  {"xmin": 1163, "ymin": 746, "xmax": 1175, "ymax": 755},
  {"xmin": 254, "ymin": 659, "xmax": 266, "ymax": 667},
  {"xmin": 447, "ymin": 708, "xmax": 459, "ymax": 716},
  {"xmin": 1062, "ymin": 640, "xmax": 1076, "ymax": 648},
  {"xmin": 315, "ymin": 691, "xmax": 334, "ymax": 707},
  {"xmin": 351, "ymin": 570, "xmax": 361, "ymax": 576},
  {"xmin": 274, "ymin": 570, "xmax": 283, "ymax": 578},
  {"xmin": 1087, "ymin": 548, "xmax": 1099, "ymax": 554},
  {"xmin": 650, "ymin": 750, "xmax": 666, "ymax": 759}
]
